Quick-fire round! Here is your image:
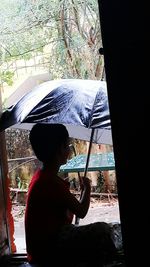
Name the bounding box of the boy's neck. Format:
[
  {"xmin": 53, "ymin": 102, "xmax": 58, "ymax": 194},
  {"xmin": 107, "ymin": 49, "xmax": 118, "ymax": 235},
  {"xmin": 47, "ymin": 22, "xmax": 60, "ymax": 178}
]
[{"xmin": 42, "ymin": 161, "xmax": 60, "ymax": 174}]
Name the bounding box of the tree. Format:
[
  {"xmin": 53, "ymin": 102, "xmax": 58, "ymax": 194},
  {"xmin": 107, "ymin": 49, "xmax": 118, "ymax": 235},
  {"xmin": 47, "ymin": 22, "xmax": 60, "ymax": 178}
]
[{"xmin": 0, "ymin": 0, "xmax": 104, "ymax": 83}]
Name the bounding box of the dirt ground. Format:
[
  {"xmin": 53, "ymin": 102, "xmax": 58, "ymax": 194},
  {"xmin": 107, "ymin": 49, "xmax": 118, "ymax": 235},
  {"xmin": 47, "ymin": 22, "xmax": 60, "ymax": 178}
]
[
  {"xmin": 12, "ymin": 197, "xmax": 121, "ymax": 253},
  {"xmin": 79, "ymin": 197, "xmax": 120, "ymax": 225}
]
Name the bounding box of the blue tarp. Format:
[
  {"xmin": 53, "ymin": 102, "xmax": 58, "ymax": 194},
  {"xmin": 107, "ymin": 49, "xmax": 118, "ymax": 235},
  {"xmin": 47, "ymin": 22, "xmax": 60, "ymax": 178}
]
[{"xmin": 59, "ymin": 152, "xmax": 115, "ymax": 173}]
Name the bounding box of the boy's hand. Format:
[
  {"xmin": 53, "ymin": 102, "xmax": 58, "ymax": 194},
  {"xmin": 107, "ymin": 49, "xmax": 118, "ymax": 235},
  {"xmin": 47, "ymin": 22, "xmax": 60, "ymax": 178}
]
[{"xmin": 81, "ymin": 176, "xmax": 91, "ymax": 189}]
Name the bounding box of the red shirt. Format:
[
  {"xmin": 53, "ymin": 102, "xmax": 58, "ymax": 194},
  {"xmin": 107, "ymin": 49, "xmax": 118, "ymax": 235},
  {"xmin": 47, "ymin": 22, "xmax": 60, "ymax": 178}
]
[{"xmin": 25, "ymin": 169, "xmax": 73, "ymax": 262}]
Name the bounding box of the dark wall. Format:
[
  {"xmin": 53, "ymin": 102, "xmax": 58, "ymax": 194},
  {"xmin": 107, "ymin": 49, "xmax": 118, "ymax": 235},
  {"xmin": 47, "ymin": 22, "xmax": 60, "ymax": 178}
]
[{"xmin": 98, "ymin": 1, "xmax": 149, "ymax": 266}]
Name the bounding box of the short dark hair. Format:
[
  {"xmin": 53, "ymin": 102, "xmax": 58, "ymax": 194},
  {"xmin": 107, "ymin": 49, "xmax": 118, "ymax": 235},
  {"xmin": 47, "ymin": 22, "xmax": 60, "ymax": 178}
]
[{"xmin": 29, "ymin": 123, "xmax": 69, "ymax": 162}]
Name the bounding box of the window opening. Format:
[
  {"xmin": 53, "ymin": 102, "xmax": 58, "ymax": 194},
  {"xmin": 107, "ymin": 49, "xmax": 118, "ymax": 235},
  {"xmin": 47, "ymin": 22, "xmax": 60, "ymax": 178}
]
[{"xmin": 0, "ymin": 0, "xmax": 123, "ymax": 262}]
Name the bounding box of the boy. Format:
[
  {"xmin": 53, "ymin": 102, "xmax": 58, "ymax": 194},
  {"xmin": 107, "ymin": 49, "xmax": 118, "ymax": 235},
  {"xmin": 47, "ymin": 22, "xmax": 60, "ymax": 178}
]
[{"xmin": 25, "ymin": 123, "xmax": 117, "ymax": 266}]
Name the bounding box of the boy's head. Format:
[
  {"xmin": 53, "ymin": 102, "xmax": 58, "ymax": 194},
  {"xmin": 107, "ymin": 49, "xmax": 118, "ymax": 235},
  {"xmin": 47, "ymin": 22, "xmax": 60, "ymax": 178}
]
[{"xmin": 29, "ymin": 123, "xmax": 69, "ymax": 163}]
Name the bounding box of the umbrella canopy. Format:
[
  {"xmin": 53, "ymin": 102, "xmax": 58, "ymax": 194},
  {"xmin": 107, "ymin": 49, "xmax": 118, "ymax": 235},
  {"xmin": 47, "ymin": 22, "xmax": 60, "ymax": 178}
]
[{"xmin": 0, "ymin": 79, "xmax": 112, "ymax": 145}]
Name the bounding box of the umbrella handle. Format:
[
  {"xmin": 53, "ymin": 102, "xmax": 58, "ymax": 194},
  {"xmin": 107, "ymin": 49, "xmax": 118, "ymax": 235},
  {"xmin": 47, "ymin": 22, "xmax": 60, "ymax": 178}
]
[
  {"xmin": 69, "ymin": 143, "xmax": 83, "ymax": 190},
  {"xmin": 75, "ymin": 129, "xmax": 95, "ymax": 225},
  {"xmin": 79, "ymin": 128, "xmax": 95, "ymax": 192}
]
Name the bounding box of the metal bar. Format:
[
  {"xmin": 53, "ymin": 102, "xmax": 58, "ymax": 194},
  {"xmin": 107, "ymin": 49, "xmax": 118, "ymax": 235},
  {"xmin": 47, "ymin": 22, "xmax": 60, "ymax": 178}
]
[{"xmin": 84, "ymin": 128, "xmax": 95, "ymax": 177}]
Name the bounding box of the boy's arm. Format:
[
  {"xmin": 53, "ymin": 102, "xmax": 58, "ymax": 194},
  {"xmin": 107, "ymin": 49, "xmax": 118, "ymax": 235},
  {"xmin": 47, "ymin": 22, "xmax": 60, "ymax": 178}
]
[{"xmin": 63, "ymin": 177, "xmax": 91, "ymax": 219}]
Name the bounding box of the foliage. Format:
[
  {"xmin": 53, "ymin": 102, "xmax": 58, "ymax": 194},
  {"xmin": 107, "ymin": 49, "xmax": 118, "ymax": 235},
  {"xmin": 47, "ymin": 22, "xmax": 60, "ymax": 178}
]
[
  {"xmin": 0, "ymin": 0, "xmax": 104, "ymax": 84},
  {"xmin": 96, "ymin": 171, "xmax": 105, "ymax": 193},
  {"xmin": 0, "ymin": 70, "xmax": 14, "ymax": 86}
]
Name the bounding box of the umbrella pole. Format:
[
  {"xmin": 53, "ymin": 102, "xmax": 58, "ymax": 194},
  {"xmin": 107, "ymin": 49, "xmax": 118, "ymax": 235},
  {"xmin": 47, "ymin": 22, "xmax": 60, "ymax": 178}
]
[
  {"xmin": 84, "ymin": 128, "xmax": 95, "ymax": 177},
  {"xmin": 75, "ymin": 128, "xmax": 95, "ymax": 225}
]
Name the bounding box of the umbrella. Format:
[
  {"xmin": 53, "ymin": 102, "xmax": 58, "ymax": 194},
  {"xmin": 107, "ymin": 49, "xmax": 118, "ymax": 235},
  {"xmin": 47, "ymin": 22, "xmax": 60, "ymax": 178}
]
[
  {"xmin": 0, "ymin": 78, "xmax": 113, "ymax": 185},
  {"xmin": 0, "ymin": 79, "xmax": 112, "ymax": 145}
]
